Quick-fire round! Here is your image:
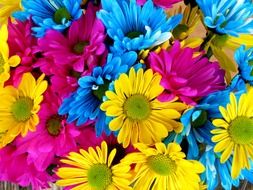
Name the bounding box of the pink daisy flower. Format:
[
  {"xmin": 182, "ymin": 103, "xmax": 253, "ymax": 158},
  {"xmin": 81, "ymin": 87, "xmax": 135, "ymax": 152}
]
[
  {"xmin": 137, "ymin": 0, "xmax": 182, "ymax": 8},
  {"xmin": 15, "ymin": 88, "xmax": 80, "ymax": 171},
  {"xmin": 37, "ymin": 3, "xmax": 107, "ymax": 73},
  {"xmin": 0, "ymin": 145, "xmax": 53, "ymax": 189},
  {"xmin": 148, "ymin": 42, "xmax": 226, "ymax": 105}
]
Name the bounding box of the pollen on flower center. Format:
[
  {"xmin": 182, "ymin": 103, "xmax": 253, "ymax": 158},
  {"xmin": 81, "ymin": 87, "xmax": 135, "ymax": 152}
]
[
  {"xmin": 124, "ymin": 94, "xmax": 151, "ymax": 120},
  {"xmin": 73, "ymin": 41, "xmax": 89, "ymax": 54},
  {"xmin": 87, "ymin": 164, "xmax": 112, "ymax": 189},
  {"xmin": 53, "ymin": 7, "xmax": 72, "ymax": 24},
  {"xmin": 46, "ymin": 115, "xmax": 62, "ymax": 136},
  {"xmin": 11, "ymin": 97, "xmax": 34, "ymax": 122},
  {"xmin": 147, "ymin": 154, "xmax": 176, "ymax": 176},
  {"xmin": 0, "ymin": 53, "xmax": 5, "ymax": 74},
  {"xmin": 126, "ymin": 31, "xmax": 143, "ymax": 39},
  {"xmin": 229, "ymin": 117, "xmax": 253, "ymax": 145}
]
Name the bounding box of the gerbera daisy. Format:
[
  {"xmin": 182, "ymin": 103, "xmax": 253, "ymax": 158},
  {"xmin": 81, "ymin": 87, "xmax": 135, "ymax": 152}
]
[
  {"xmin": 165, "ymin": 76, "xmax": 246, "ymax": 159},
  {"xmin": 200, "ymin": 145, "xmax": 242, "ymax": 190},
  {"xmin": 97, "ymin": 0, "xmax": 182, "ymax": 54},
  {"xmin": 14, "ymin": 0, "xmax": 82, "ymax": 37},
  {"xmin": 234, "ymin": 45, "xmax": 253, "ymax": 85},
  {"xmin": 0, "ymin": 0, "xmax": 22, "ymax": 25},
  {"xmin": 211, "ymin": 88, "xmax": 253, "ymax": 178},
  {"xmin": 122, "ymin": 142, "xmax": 205, "ymax": 189},
  {"xmin": 0, "ymin": 24, "xmax": 20, "ymax": 87},
  {"xmin": 15, "ymin": 88, "xmax": 80, "ymax": 171},
  {"xmin": 0, "ymin": 72, "xmax": 48, "ymax": 148},
  {"xmin": 38, "ymin": 3, "xmax": 107, "ymax": 73},
  {"xmin": 7, "ymin": 19, "xmax": 39, "ymax": 86},
  {"xmin": 59, "ymin": 52, "xmax": 139, "ymax": 136},
  {"xmin": 148, "ymin": 41, "xmax": 225, "ymax": 105},
  {"xmin": 137, "ymin": 0, "xmax": 182, "ymax": 9},
  {"xmin": 56, "ymin": 141, "xmax": 132, "ymax": 190},
  {"xmin": 0, "ymin": 145, "xmax": 53, "ymax": 189},
  {"xmin": 101, "ymin": 68, "xmax": 186, "ymax": 148},
  {"xmin": 196, "ymin": 0, "xmax": 253, "ymax": 37}
]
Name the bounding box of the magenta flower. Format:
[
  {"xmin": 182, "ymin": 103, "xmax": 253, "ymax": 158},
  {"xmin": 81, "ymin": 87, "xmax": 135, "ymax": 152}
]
[
  {"xmin": 7, "ymin": 19, "xmax": 39, "ymax": 86},
  {"xmin": 148, "ymin": 42, "xmax": 225, "ymax": 105},
  {"xmin": 37, "ymin": 3, "xmax": 107, "ymax": 73},
  {"xmin": 15, "ymin": 88, "xmax": 80, "ymax": 171},
  {"xmin": 137, "ymin": 0, "xmax": 182, "ymax": 8},
  {"xmin": 0, "ymin": 145, "xmax": 53, "ymax": 189}
]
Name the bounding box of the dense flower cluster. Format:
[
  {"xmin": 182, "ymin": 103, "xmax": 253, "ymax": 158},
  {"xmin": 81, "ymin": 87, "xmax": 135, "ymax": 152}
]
[{"xmin": 0, "ymin": 0, "xmax": 253, "ymax": 189}]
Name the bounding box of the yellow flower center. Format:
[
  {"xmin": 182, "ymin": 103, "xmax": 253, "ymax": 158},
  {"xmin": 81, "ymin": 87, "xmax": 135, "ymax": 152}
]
[
  {"xmin": 11, "ymin": 97, "xmax": 33, "ymax": 122},
  {"xmin": 147, "ymin": 154, "xmax": 176, "ymax": 176},
  {"xmin": 0, "ymin": 53, "xmax": 5, "ymax": 74},
  {"xmin": 46, "ymin": 115, "xmax": 62, "ymax": 136},
  {"xmin": 87, "ymin": 164, "xmax": 112, "ymax": 190},
  {"xmin": 73, "ymin": 41, "xmax": 89, "ymax": 54},
  {"xmin": 229, "ymin": 117, "xmax": 253, "ymax": 144},
  {"xmin": 53, "ymin": 7, "xmax": 72, "ymax": 24},
  {"xmin": 124, "ymin": 94, "xmax": 151, "ymax": 120}
]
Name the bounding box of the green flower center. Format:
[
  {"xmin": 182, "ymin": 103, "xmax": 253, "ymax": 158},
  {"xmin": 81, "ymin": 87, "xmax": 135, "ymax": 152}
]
[
  {"xmin": 124, "ymin": 94, "xmax": 151, "ymax": 120},
  {"xmin": 53, "ymin": 7, "xmax": 72, "ymax": 24},
  {"xmin": 11, "ymin": 97, "xmax": 33, "ymax": 122},
  {"xmin": 87, "ymin": 164, "xmax": 112, "ymax": 190},
  {"xmin": 172, "ymin": 24, "xmax": 189, "ymax": 40},
  {"xmin": 46, "ymin": 115, "xmax": 62, "ymax": 136},
  {"xmin": 92, "ymin": 80, "xmax": 110, "ymax": 101},
  {"xmin": 147, "ymin": 154, "xmax": 176, "ymax": 176},
  {"xmin": 191, "ymin": 110, "xmax": 208, "ymax": 128},
  {"xmin": 229, "ymin": 117, "xmax": 253, "ymax": 145},
  {"xmin": 73, "ymin": 41, "xmax": 89, "ymax": 54},
  {"xmin": 0, "ymin": 53, "xmax": 5, "ymax": 74},
  {"xmin": 126, "ymin": 31, "xmax": 143, "ymax": 39}
]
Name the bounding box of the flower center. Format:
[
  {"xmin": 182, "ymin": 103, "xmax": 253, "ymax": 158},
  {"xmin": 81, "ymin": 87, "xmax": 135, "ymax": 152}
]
[
  {"xmin": 46, "ymin": 115, "xmax": 62, "ymax": 136},
  {"xmin": 53, "ymin": 7, "xmax": 72, "ymax": 24},
  {"xmin": 229, "ymin": 117, "xmax": 253, "ymax": 145},
  {"xmin": 124, "ymin": 94, "xmax": 150, "ymax": 120},
  {"xmin": 87, "ymin": 164, "xmax": 112, "ymax": 190},
  {"xmin": 73, "ymin": 41, "xmax": 89, "ymax": 54},
  {"xmin": 92, "ymin": 80, "xmax": 110, "ymax": 101},
  {"xmin": 0, "ymin": 53, "xmax": 5, "ymax": 74},
  {"xmin": 126, "ymin": 31, "xmax": 143, "ymax": 39},
  {"xmin": 147, "ymin": 154, "xmax": 176, "ymax": 176},
  {"xmin": 191, "ymin": 110, "xmax": 208, "ymax": 128},
  {"xmin": 11, "ymin": 97, "xmax": 33, "ymax": 122}
]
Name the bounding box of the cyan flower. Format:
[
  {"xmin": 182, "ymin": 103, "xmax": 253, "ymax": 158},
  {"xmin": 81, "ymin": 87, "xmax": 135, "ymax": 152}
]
[
  {"xmin": 200, "ymin": 146, "xmax": 242, "ymax": 190},
  {"xmin": 58, "ymin": 52, "xmax": 139, "ymax": 136},
  {"xmin": 196, "ymin": 0, "xmax": 253, "ymax": 36},
  {"xmin": 164, "ymin": 75, "xmax": 246, "ymax": 159},
  {"xmin": 235, "ymin": 45, "xmax": 253, "ymax": 85},
  {"xmin": 97, "ymin": 0, "xmax": 182, "ymax": 54},
  {"xmin": 14, "ymin": 0, "xmax": 82, "ymax": 37}
]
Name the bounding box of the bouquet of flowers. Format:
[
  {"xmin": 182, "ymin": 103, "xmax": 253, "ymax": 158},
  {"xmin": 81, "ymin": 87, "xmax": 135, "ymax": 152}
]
[{"xmin": 0, "ymin": 0, "xmax": 253, "ymax": 189}]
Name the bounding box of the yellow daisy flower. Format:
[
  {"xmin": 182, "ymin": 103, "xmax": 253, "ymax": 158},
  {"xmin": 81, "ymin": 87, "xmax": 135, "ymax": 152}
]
[
  {"xmin": 0, "ymin": 72, "xmax": 48, "ymax": 148},
  {"xmin": 122, "ymin": 142, "xmax": 205, "ymax": 190},
  {"xmin": 56, "ymin": 141, "xmax": 132, "ymax": 190},
  {"xmin": 211, "ymin": 88, "xmax": 253, "ymax": 179},
  {"xmin": 100, "ymin": 68, "xmax": 186, "ymax": 148},
  {"xmin": 0, "ymin": 24, "xmax": 20, "ymax": 87},
  {"xmin": 0, "ymin": 0, "xmax": 22, "ymax": 25}
]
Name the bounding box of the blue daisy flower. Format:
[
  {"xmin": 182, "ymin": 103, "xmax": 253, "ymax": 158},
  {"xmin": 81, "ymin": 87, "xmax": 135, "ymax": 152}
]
[
  {"xmin": 200, "ymin": 145, "xmax": 243, "ymax": 190},
  {"xmin": 164, "ymin": 75, "xmax": 246, "ymax": 159},
  {"xmin": 58, "ymin": 52, "xmax": 139, "ymax": 136},
  {"xmin": 14, "ymin": 0, "xmax": 82, "ymax": 37},
  {"xmin": 196, "ymin": 0, "xmax": 253, "ymax": 36},
  {"xmin": 97, "ymin": 0, "xmax": 182, "ymax": 54},
  {"xmin": 235, "ymin": 45, "xmax": 253, "ymax": 85}
]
